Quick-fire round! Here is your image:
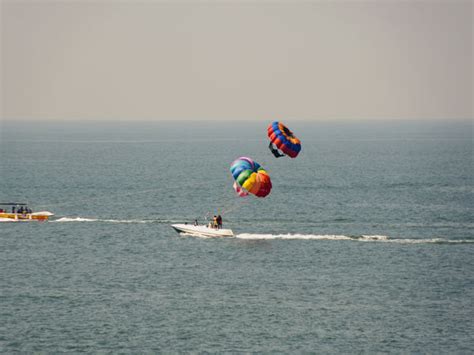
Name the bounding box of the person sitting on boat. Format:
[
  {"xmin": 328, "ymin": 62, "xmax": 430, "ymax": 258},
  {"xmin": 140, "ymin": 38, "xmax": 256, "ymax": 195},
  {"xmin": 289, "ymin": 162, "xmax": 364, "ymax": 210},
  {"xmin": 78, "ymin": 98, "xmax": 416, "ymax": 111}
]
[
  {"xmin": 212, "ymin": 215, "xmax": 218, "ymax": 229},
  {"xmin": 12, "ymin": 206, "xmax": 16, "ymax": 213},
  {"xmin": 217, "ymin": 215, "xmax": 222, "ymax": 229}
]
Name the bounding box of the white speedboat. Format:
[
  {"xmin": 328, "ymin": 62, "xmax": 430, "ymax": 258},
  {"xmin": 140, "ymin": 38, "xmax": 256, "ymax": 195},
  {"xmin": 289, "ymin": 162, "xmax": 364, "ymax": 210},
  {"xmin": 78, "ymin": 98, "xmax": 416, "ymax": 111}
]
[{"xmin": 171, "ymin": 224, "xmax": 234, "ymax": 238}]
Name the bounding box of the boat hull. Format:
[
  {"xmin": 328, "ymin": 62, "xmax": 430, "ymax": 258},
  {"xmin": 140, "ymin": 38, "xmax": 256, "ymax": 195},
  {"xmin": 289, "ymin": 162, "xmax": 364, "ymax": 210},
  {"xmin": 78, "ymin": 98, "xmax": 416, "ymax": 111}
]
[
  {"xmin": 0, "ymin": 211, "xmax": 54, "ymax": 221},
  {"xmin": 171, "ymin": 224, "xmax": 234, "ymax": 238}
]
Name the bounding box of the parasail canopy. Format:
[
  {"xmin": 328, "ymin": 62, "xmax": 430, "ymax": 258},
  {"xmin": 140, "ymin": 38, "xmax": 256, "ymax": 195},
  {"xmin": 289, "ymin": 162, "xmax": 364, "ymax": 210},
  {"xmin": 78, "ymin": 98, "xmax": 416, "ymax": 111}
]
[
  {"xmin": 230, "ymin": 157, "xmax": 272, "ymax": 198},
  {"xmin": 267, "ymin": 121, "xmax": 301, "ymax": 158}
]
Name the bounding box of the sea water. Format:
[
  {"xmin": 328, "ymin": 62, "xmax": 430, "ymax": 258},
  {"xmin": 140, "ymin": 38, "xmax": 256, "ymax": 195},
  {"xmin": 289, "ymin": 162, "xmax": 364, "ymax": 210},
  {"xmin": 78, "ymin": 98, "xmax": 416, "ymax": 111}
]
[{"xmin": 0, "ymin": 120, "xmax": 472, "ymax": 352}]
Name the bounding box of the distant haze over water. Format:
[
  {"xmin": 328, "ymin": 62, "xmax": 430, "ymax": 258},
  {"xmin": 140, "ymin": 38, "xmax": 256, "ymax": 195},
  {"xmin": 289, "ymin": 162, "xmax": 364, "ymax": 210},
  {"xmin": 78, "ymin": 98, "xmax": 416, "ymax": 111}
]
[{"xmin": 2, "ymin": 1, "xmax": 472, "ymax": 120}]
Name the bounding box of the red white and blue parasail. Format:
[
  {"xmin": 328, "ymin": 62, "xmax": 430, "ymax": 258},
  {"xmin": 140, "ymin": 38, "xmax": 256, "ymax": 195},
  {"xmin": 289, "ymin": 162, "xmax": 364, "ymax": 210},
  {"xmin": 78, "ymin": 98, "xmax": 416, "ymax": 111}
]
[{"xmin": 267, "ymin": 121, "xmax": 301, "ymax": 158}]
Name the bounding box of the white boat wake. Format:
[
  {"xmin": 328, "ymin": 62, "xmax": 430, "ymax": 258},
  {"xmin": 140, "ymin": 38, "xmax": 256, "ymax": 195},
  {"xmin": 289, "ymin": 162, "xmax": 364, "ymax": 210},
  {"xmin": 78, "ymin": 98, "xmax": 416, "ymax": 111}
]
[
  {"xmin": 236, "ymin": 233, "xmax": 386, "ymax": 241},
  {"xmin": 45, "ymin": 217, "xmax": 473, "ymax": 244},
  {"xmin": 235, "ymin": 234, "xmax": 473, "ymax": 244}
]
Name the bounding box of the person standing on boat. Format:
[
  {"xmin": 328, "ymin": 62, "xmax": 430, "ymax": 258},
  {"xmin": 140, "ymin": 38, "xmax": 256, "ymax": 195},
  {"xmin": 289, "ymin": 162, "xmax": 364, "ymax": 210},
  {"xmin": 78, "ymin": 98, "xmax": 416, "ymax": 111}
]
[
  {"xmin": 217, "ymin": 215, "xmax": 222, "ymax": 229},
  {"xmin": 212, "ymin": 215, "xmax": 218, "ymax": 229}
]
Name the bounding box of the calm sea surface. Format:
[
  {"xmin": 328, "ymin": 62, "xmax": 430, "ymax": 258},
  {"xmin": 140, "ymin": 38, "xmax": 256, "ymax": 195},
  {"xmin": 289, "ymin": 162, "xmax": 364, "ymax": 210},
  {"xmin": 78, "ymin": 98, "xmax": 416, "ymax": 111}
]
[{"xmin": 1, "ymin": 120, "xmax": 473, "ymax": 352}]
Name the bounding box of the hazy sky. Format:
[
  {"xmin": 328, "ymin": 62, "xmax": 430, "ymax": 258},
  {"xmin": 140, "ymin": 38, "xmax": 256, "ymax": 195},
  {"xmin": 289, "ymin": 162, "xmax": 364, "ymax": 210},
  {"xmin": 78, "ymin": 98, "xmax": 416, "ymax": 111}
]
[{"xmin": 1, "ymin": 0, "xmax": 472, "ymax": 121}]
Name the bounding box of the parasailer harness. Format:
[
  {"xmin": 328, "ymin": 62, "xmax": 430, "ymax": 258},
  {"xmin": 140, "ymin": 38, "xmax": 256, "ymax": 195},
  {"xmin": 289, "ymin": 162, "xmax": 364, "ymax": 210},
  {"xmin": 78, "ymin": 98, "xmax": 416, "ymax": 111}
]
[{"xmin": 268, "ymin": 142, "xmax": 285, "ymax": 158}]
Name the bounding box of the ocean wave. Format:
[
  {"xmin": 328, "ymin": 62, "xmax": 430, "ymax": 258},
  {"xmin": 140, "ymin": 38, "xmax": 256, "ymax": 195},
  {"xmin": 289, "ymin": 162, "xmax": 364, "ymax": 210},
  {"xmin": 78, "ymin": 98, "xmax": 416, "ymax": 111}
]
[{"xmin": 51, "ymin": 217, "xmax": 182, "ymax": 224}]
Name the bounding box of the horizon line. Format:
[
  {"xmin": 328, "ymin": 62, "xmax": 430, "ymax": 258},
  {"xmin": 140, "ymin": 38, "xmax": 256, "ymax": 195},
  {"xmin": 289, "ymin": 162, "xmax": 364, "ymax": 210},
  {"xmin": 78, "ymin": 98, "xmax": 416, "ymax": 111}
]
[{"xmin": 1, "ymin": 117, "xmax": 472, "ymax": 124}]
